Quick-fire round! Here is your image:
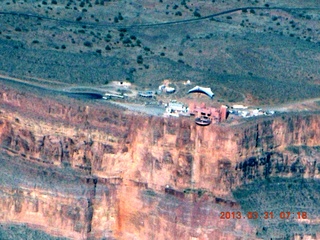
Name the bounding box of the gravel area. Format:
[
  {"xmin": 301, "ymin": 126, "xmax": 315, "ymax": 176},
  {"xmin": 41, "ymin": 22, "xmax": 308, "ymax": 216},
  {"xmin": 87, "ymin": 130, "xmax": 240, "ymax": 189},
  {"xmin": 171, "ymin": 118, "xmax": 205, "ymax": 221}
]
[{"xmin": 108, "ymin": 101, "xmax": 166, "ymax": 116}]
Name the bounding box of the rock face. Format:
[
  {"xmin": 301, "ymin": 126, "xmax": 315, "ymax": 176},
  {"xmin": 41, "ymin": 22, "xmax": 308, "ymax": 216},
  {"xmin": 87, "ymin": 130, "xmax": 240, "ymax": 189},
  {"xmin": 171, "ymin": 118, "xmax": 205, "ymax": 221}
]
[{"xmin": 0, "ymin": 85, "xmax": 320, "ymax": 239}]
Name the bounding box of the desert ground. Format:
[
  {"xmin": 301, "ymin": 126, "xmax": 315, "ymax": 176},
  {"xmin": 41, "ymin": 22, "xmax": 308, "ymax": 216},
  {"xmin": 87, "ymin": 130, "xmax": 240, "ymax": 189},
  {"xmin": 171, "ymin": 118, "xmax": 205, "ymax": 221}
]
[{"xmin": 0, "ymin": 0, "xmax": 320, "ymax": 105}]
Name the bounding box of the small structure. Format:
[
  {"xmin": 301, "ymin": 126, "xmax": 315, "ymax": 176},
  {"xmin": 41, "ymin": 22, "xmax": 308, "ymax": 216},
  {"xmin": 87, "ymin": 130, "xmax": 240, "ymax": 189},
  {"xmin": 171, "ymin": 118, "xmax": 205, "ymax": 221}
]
[
  {"xmin": 187, "ymin": 86, "xmax": 214, "ymax": 99},
  {"xmin": 158, "ymin": 85, "xmax": 166, "ymax": 91},
  {"xmin": 241, "ymin": 111, "xmax": 250, "ymax": 118},
  {"xmin": 184, "ymin": 80, "xmax": 191, "ymax": 85},
  {"xmin": 231, "ymin": 108, "xmax": 265, "ymax": 118},
  {"xmin": 195, "ymin": 116, "xmax": 212, "ymax": 126},
  {"xmin": 165, "ymin": 87, "xmax": 175, "ymax": 93},
  {"xmin": 164, "ymin": 100, "xmax": 188, "ymax": 117},
  {"xmin": 265, "ymin": 110, "xmax": 275, "ymax": 115},
  {"xmin": 158, "ymin": 85, "xmax": 175, "ymax": 94},
  {"xmin": 220, "ymin": 105, "xmax": 228, "ymax": 121},
  {"xmin": 103, "ymin": 93, "xmax": 126, "ymax": 100},
  {"xmin": 232, "ymin": 104, "xmax": 248, "ymax": 109},
  {"xmin": 252, "ymin": 109, "xmax": 260, "ymax": 116},
  {"xmin": 138, "ymin": 91, "xmax": 154, "ymax": 98}
]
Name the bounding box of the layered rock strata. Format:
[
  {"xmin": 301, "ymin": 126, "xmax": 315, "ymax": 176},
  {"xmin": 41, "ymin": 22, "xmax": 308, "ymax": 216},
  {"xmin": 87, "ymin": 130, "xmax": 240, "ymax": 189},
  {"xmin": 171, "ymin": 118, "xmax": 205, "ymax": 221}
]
[{"xmin": 0, "ymin": 85, "xmax": 319, "ymax": 239}]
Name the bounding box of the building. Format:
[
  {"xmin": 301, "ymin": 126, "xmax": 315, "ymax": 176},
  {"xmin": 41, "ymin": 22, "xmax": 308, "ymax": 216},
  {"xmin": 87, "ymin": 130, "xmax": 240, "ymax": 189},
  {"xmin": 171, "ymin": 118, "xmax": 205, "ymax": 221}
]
[
  {"xmin": 165, "ymin": 87, "xmax": 175, "ymax": 93},
  {"xmin": 187, "ymin": 86, "xmax": 214, "ymax": 99},
  {"xmin": 138, "ymin": 91, "xmax": 154, "ymax": 98},
  {"xmin": 232, "ymin": 105, "xmax": 248, "ymax": 109},
  {"xmin": 158, "ymin": 85, "xmax": 175, "ymax": 94},
  {"xmin": 189, "ymin": 102, "xmax": 229, "ymax": 123},
  {"xmin": 220, "ymin": 105, "xmax": 228, "ymax": 121},
  {"xmin": 164, "ymin": 100, "xmax": 188, "ymax": 117}
]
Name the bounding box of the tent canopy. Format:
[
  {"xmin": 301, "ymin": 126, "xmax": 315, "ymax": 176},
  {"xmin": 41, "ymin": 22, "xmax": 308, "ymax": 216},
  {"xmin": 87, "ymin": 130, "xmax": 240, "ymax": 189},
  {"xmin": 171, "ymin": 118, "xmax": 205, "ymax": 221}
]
[{"xmin": 187, "ymin": 86, "xmax": 214, "ymax": 99}]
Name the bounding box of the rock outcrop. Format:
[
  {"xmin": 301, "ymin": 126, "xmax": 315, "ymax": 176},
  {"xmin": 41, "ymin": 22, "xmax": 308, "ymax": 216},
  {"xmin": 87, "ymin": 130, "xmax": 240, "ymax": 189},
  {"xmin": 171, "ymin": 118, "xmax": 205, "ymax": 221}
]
[{"xmin": 0, "ymin": 85, "xmax": 320, "ymax": 239}]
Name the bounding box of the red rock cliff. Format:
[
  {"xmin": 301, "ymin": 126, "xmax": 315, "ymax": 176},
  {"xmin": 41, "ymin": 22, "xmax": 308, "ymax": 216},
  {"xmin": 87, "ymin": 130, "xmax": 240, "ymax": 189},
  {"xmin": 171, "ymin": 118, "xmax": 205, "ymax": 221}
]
[{"xmin": 0, "ymin": 85, "xmax": 320, "ymax": 239}]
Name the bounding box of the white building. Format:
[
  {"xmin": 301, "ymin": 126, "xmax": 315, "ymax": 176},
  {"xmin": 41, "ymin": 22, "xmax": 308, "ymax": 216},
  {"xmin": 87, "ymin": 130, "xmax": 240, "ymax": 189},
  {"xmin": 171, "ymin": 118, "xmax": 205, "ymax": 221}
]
[
  {"xmin": 164, "ymin": 100, "xmax": 188, "ymax": 117},
  {"xmin": 158, "ymin": 85, "xmax": 175, "ymax": 94},
  {"xmin": 233, "ymin": 105, "xmax": 248, "ymax": 109}
]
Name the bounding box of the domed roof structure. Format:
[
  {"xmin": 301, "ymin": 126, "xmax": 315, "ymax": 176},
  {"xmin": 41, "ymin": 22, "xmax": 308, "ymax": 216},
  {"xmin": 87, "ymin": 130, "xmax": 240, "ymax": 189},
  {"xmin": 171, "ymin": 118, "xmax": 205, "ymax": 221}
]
[{"xmin": 187, "ymin": 86, "xmax": 214, "ymax": 99}]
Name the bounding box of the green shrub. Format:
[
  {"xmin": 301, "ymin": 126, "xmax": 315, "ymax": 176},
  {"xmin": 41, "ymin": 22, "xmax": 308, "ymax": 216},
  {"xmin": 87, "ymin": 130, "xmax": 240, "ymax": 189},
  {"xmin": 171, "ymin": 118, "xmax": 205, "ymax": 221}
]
[
  {"xmin": 123, "ymin": 38, "xmax": 131, "ymax": 44},
  {"xmin": 286, "ymin": 146, "xmax": 300, "ymax": 154},
  {"xmin": 193, "ymin": 10, "xmax": 201, "ymax": 17},
  {"xmin": 83, "ymin": 41, "xmax": 92, "ymax": 47},
  {"xmin": 137, "ymin": 55, "xmax": 143, "ymax": 64},
  {"xmin": 118, "ymin": 13, "xmax": 124, "ymax": 21}
]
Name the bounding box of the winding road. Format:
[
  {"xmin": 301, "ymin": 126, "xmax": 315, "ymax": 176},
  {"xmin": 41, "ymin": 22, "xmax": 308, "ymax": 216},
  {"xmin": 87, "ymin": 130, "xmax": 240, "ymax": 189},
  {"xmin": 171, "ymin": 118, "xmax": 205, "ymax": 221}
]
[
  {"xmin": 0, "ymin": 6, "xmax": 319, "ymax": 29},
  {"xmin": 1, "ymin": 4, "xmax": 320, "ymax": 112}
]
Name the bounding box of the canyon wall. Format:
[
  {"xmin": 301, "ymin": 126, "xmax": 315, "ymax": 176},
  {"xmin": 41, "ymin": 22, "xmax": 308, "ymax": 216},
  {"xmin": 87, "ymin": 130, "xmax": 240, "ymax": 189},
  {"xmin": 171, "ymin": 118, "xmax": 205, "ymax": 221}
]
[{"xmin": 0, "ymin": 85, "xmax": 320, "ymax": 239}]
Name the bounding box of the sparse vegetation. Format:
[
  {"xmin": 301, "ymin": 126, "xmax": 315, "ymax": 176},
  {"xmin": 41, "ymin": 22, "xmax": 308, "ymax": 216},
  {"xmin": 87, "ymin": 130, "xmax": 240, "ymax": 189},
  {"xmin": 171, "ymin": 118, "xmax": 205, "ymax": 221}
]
[
  {"xmin": 183, "ymin": 188, "xmax": 207, "ymax": 197},
  {"xmin": 1, "ymin": 3, "xmax": 320, "ymax": 240},
  {"xmin": 143, "ymin": 189, "xmax": 157, "ymax": 196},
  {"xmin": 233, "ymin": 177, "xmax": 320, "ymax": 238},
  {"xmin": 0, "ymin": 0, "xmax": 319, "ymax": 104},
  {"xmin": 0, "ymin": 224, "xmax": 68, "ymax": 240}
]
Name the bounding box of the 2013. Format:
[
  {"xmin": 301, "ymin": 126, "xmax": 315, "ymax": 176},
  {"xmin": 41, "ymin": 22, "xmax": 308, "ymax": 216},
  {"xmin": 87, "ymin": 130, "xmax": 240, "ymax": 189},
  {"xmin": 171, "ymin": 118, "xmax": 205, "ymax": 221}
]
[{"xmin": 220, "ymin": 212, "xmax": 242, "ymax": 219}]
